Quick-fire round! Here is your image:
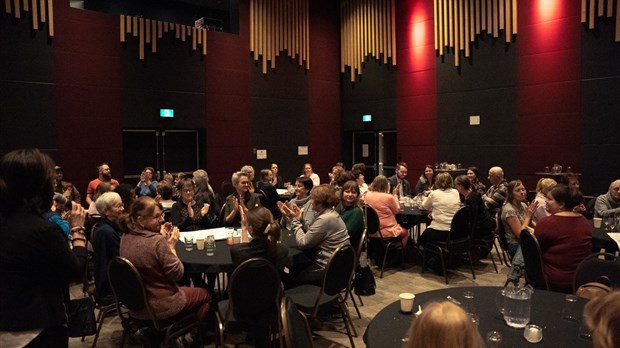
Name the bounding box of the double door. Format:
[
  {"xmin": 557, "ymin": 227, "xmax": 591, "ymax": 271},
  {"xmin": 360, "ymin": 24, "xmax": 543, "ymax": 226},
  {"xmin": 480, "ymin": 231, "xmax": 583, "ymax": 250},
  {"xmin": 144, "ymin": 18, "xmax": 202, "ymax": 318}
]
[
  {"xmin": 122, "ymin": 129, "xmax": 203, "ymax": 184},
  {"xmin": 351, "ymin": 130, "xmax": 397, "ymax": 182}
]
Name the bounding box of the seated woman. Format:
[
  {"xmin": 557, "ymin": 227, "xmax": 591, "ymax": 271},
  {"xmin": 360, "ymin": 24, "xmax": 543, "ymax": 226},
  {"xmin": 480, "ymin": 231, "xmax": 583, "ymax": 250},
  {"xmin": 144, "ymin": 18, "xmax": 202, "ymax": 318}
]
[
  {"xmin": 501, "ymin": 180, "xmax": 538, "ymax": 284},
  {"xmin": 466, "ymin": 166, "xmax": 487, "ymax": 195},
  {"xmin": 454, "ymin": 175, "xmax": 492, "ymax": 238},
  {"xmin": 280, "ymin": 184, "xmax": 350, "ymax": 287},
  {"xmin": 87, "ymin": 181, "xmax": 113, "ymax": 217},
  {"xmin": 354, "ymin": 169, "xmax": 369, "ymax": 197},
  {"xmin": 535, "ymin": 184, "xmax": 591, "ymax": 293},
  {"xmin": 135, "ymin": 166, "xmax": 158, "ymax": 198},
  {"xmin": 231, "ymin": 206, "xmax": 288, "ymax": 269},
  {"xmin": 301, "ymin": 163, "xmax": 321, "ymax": 187},
  {"xmin": 0, "ymin": 149, "xmax": 87, "ymax": 347},
  {"xmin": 404, "ymin": 301, "xmax": 483, "ymax": 348},
  {"xmin": 364, "ymin": 175, "xmax": 409, "ymax": 247},
  {"xmin": 93, "ymin": 191, "xmax": 124, "ymax": 302},
  {"xmin": 156, "ymin": 181, "xmax": 175, "ymax": 211},
  {"xmin": 532, "ymin": 178, "xmax": 557, "ymax": 225},
  {"xmin": 415, "ymin": 165, "xmax": 435, "ymax": 195},
  {"xmin": 336, "ymin": 180, "xmax": 365, "ymax": 248},
  {"xmin": 170, "ymin": 178, "xmax": 216, "ymax": 231},
  {"xmin": 193, "ymin": 169, "xmax": 218, "ymax": 213},
  {"xmin": 223, "ymin": 171, "xmax": 261, "ymax": 227},
  {"xmin": 279, "ymin": 176, "xmax": 314, "ymax": 229},
  {"xmin": 256, "ymin": 169, "xmax": 281, "ymax": 219},
  {"xmin": 119, "ymin": 197, "xmax": 211, "ymax": 329},
  {"xmin": 419, "ymin": 172, "xmax": 461, "ymax": 246},
  {"xmin": 240, "ymin": 165, "xmax": 256, "ymax": 193}
]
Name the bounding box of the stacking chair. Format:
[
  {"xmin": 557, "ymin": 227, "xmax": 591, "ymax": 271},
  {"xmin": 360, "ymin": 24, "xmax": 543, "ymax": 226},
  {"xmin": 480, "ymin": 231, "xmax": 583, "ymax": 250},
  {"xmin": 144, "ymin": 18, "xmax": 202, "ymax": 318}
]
[
  {"xmin": 495, "ymin": 209, "xmax": 512, "ymax": 266},
  {"xmin": 365, "ymin": 205, "xmax": 404, "ymax": 278},
  {"xmin": 285, "ymin": 245, "xmax": 357, "ymax": 348},
  {"xmin": 470, "ymin": 215, "xmax": 499, "ymax": 274},
  {"xmin": 216, "ymin": 258, "xmax": 282, "ymax": 347},
  {"xmin": 349, "ymin": 228, "xmax": 368, "ymax": 319},
  {"xmin": 421, "ymin": 206, "xmax": 475, "ymax": 284},
  {"xmin": 280, "ymin": 296, "xmax": 314, "ymax": 348},
  {"xmin": 108, "ymin": 257, "xmax": 201, "ymax": 348},
  {"xmin": 519, "ymin": 230, "xmax": 549, "ymax": 290},
  {"xmin": 573, "ymin": 252, "xmax": 620, "ymax": 293}
]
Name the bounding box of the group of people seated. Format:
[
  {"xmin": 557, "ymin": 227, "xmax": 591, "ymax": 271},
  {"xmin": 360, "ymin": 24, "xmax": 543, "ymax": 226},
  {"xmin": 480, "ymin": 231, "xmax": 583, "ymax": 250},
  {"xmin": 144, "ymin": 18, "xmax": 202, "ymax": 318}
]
[{"xmin": 2, "ymin": 148, "xmax": 619, "ymax": 347}]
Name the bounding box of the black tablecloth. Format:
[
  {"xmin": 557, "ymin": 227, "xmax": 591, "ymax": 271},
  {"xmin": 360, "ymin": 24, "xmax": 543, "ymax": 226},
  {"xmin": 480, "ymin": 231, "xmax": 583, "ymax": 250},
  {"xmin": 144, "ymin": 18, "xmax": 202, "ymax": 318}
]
[
  {"xmin": 364, "ymin": 286, "xmax": 592, "ymax": 348},
  {"xmin": 176, "ymin": 230, "xmax": 309, "ymax": 274},
  {"xmin": 591, "ymin": 227, "xmax": 619, "ymax": 255},
  {"xmin": 397, "ymin": 205, "xmax": 429, "ymax": 231}
]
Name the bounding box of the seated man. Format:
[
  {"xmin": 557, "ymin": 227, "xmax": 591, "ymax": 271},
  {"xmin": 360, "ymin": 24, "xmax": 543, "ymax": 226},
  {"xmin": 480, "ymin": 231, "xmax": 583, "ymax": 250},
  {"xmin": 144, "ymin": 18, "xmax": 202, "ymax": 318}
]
[
  {"xmin": 54, "ymin": 165, "xmax": 81, "ymax": 204},
  {"xmin": 482, "ymin": 166, "xmax": 508, "ymax": 216},
  {"xmin": 594, "ymin": 179, "xmax": 620, "ymax": 218},
  {"xmin": 388, "ymin": 162, "xmax": 411, "ymax": 198}
]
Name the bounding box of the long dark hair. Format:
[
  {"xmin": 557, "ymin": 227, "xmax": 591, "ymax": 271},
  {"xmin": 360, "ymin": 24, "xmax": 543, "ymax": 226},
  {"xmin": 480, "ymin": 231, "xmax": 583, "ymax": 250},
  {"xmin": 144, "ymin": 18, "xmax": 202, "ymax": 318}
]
[{"xmin": 0, "ymin": 149, "xmax": 55, "ymax": 215}]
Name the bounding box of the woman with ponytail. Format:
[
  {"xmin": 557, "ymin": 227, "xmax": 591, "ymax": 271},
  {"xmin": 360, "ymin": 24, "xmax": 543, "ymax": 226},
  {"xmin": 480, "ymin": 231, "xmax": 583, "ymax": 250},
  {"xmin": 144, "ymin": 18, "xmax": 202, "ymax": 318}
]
[{"xmin": 230, "ymin": 206, "xmax": 288, "ymax": 269}]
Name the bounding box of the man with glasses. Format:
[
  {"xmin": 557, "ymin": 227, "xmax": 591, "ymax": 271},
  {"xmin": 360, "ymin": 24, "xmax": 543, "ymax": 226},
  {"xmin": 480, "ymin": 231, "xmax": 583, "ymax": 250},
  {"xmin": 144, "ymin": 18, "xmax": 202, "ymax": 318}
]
[
  {"xmin": 388, "ymin": 162, "xmax": 411, "ymax": 198},
  {"xmin": 223, "ymin": 171, "xmax": 262, "ymax": 227},
  {"xmin": 482, "ymin": 166, "xmax": 508, "ymax": 216}
]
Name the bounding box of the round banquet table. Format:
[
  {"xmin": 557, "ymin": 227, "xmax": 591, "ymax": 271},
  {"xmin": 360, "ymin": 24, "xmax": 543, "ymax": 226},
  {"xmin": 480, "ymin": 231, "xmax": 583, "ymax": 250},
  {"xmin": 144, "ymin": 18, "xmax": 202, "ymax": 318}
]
[
  {"xmin": 363, "ymin": 286, "xmax": 592, "ymax": 348},
  {"xmin": 591, "ymin": 227, "xmax": 619, "ymax": 255},
  {"xmin": 176, "ymin": 229, "xmax": 311, "ymax": 274}
]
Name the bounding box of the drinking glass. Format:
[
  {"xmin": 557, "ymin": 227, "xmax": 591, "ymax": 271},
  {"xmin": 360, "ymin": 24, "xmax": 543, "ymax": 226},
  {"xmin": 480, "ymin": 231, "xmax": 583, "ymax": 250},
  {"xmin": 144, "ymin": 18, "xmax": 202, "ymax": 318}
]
[
  {"xmin": 183, "ymin": 236, "xmax": 193, "ymax": 251},
  {"xmin": 485, "ymin": 331, "xmax": 502, "ymax": 348},
  {"xmin": 562, "ymin": 294, "xmax": 579, "ymax": 321},
  {"xmin": 462, "ymin": 291, "xmax": 475, "ymax": 314},
  {"xmin": 205, "ymin": 235, "xmax": 215, "ymax": 256}
]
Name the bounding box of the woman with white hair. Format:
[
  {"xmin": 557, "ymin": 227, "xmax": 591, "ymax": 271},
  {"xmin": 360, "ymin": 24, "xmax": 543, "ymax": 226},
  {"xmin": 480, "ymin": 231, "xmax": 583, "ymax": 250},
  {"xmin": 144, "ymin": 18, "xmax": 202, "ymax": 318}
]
[{"xmin": 93, "ymin": 191, "xmax": 124, "ymax": 301}]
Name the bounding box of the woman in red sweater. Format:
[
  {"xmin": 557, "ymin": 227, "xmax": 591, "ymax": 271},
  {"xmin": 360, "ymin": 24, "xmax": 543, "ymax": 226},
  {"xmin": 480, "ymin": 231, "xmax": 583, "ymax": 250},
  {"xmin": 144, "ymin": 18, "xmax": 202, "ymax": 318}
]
[{"xmin": 534, "ymin": 184, "xmax": 591, "ymax": 293}]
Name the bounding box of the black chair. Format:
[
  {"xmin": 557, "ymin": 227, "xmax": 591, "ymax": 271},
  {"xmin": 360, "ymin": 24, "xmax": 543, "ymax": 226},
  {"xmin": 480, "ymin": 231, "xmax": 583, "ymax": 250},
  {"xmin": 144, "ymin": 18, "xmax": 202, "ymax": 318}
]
[
  {"xmin": 495, "ymin": 208, "xmax": 512, "ymax": 266},
  {"xmin": 519, "ymin": 229, "xmax": 549, "ymax": 290},
  {"xmin": 107, "ymin": 257, "xmax": 201, "ymax": 348},
  {"xmin": 470, "ymin": 215, "xmax": 499, "ymax": 274},
  {"xmin": 421, "ymin": 206, "xmax": 475, "ymax": 284},
  {"xmin": 216, "ymin": 258, "xmax": 282, "ymax": 347},
  {"xmin": 365, "ymin": 205, "xmax": 404, "ymax": 278},
  {"xmin": 349, "ymin": 228, "xmax": 368, "ymax": 319},
  {"xmin": 573, "ymin": 252, "xmax": 620, "ymax": 293},
  {"xmin": 285, "ymin": 245, "xmax": 357, "ymax": 348},
  {"xmin": 217, "ymin": 205, "xmax": 227, "ymax": 227},
  {"xmin": 280, "ymin": 296, "xmax": 314, "ymax": 348}
]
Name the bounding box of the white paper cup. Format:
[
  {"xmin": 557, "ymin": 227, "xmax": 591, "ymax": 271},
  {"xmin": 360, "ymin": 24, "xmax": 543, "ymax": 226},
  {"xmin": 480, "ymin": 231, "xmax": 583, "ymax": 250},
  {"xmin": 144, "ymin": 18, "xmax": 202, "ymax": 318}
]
[
  {"xmin": 196, "ymin": 238, "xmax": 205, "ymax": 250},
  {"xmin": 593, "ymin": 217, "xmax": 602, "ymax": 228},
  {"xmin": 399, "ymin": 293, "xmax": 415, "ymax": 313}
]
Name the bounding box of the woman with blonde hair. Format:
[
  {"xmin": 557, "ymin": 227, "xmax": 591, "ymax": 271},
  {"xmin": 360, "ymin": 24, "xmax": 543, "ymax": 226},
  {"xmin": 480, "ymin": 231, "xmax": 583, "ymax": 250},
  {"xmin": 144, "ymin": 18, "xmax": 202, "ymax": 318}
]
[
  {"xmin": 405, "ymin": 301, "xmax": 483, "ymax": 348},
  {"xmin": 584, "ymin": 291, "xmax": 620, "ymax": 348},
  {"xmin": 364, "ymin": 175, "xmax": 409, "ymax": 247},
  {"xmin": 532, "ymin": 177, "xmax": 557, "ymax": 224}
]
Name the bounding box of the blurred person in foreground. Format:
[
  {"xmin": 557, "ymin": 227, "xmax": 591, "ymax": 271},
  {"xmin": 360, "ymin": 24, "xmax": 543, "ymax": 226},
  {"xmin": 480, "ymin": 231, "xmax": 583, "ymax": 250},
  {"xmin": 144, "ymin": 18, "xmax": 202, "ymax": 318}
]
[
  {"xmin": 584, "ymin": 291, "xmax": 620, "ymax": 348},
  {"xmin": 404, "ymin": 301, "xmax": 483, "ymax": 348},
  {"xmin": 0, "ymin": 149, "xmax": 87, "ymax": 347}
]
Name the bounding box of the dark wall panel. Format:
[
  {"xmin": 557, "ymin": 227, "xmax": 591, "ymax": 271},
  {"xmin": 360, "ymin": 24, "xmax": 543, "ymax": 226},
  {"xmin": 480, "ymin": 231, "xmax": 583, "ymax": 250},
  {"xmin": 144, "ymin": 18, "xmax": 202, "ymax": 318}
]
[{"xmin": 581, "ymin": 17, "xmax": 620, "ymax": 194}]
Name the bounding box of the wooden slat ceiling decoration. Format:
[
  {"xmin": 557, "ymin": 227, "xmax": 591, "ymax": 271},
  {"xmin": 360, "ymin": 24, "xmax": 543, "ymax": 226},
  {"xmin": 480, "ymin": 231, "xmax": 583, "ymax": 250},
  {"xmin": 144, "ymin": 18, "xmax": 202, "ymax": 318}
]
[
  {"xmin": 249, "ymin": 0, "xmax": 310, "ymax": 74},
  {"xmin": 120, "ymin": 15, "xmax": 208, "ymax": 60},
  {"xmin": 581, "ymin": 0, "xmax": 619, "ymax": 42},
  {"xmin": 340, "ymin": 0, "xmax": 397, "ymax": 82},
  {"xmin": 434, "ymin": 0, "xmax": 517, "ymax": 67},
  {"xmin": 2, "ymin": 0, "xmax": 54, "ymax": 36}
]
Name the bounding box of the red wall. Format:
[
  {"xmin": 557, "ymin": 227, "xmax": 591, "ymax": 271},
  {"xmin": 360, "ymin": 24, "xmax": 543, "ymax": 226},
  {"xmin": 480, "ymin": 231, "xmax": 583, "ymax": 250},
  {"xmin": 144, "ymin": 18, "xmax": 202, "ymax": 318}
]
[{"xmin": 517, "ymin": 0, "xmax": 582, "ymax": 189}]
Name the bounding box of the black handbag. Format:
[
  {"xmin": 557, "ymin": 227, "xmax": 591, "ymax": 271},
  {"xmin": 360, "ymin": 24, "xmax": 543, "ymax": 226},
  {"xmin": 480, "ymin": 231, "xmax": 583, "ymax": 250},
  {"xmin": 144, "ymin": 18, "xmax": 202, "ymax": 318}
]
[
  {"xmin": 354, "ymin": 265, "xmax": 376, "ymax": 296},
  {"xmin": 67, "ymin": 297, "xmax": 97, "ymax": 337}
]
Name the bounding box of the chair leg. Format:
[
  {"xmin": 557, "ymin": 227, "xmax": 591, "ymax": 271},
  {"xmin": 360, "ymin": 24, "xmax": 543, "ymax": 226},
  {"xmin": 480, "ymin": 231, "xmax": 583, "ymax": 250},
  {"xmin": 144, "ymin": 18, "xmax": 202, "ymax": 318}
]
[
  {"xmin": 350, "ymin": 290, "xmax": 362, "ymax": 319},
  {"xmin": 357, "ymin": 294, "xmax": 364, "ymax": 307},
  {"xmin": 339, "ymin": 302, "xmax": 357, "ymax": 348},
  {"xmin": 380, "ymin": 246, "xmax": 390, "ymax": 278},
  {"xmin": 90, "ymin": 306, "xmax": 111, "ymax": 348},
  {"xmin": 468, "ymin": 252, "xmax": 476, "ymax": 280},
  {"xmin": 438, "ymin": 251, "xmax": 448, "ymax": 284},
  {"xmin": 493, "ymin": 238, "xmax": 505, "ymax": 265},
  {"xmin": 488, "ymin": 248, "xmax": 499, "ymax": 273}
]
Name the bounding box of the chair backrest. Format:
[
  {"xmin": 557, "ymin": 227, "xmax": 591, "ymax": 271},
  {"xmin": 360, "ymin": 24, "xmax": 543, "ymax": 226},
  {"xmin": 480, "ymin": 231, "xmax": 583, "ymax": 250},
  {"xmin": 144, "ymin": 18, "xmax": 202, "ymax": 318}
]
[
  {"xmin": 496, "ymin": 208, "xmax": 509, "ymax": 249},
  {"xmin": 108, "ymin": 257, "xmax": 158, "ymax": 324},
  {"xmin": 227, "ymin": 258, "xmax": 282, "ymax": 319},
  {"xmin": 322, "ymin": 245, "xmax": 356, "ymax": 298},
  {"xmin": 364, "ymin": 205, "xmax": 381, "ymax": 237},
  {"xmin": 280, "ymin": 296, "xmax": 313, "ymax": 348},
  {"xmin": 217, "ymin": 204, "xmax": 227, "ymax": 227},
  {"xmin": 584, "ymin": 197, "xmax": 596, "ymax": 220},
  {"xmin": 573, "ymin": 252, "xmax": 620, "ymax": 293},
  {"xmin": 519, "ymin": 230, "xmax": 549, "ymax": 290},
  {"xmin": 256, "ymin": 189, "xmax": 269, "ymax": 207},
  {"xmin": 355, "ymin": 228, "xmax": 368, "ymax": 262},
  {"xmin": 449, "ymin": 206, "xmax": 472, "ymax": 241}
]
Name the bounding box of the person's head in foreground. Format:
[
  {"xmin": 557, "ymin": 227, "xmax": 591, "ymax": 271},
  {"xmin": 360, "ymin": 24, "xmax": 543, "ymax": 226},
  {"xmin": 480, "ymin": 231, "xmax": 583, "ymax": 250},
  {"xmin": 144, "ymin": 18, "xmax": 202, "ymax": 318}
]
[
  {"xmin": 584, "ymin": 291, "xmax": 620, "ymax": 348},
  {"xmin": 405, "ymin": 301, "xmax": 483, "ymax": 348}
]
